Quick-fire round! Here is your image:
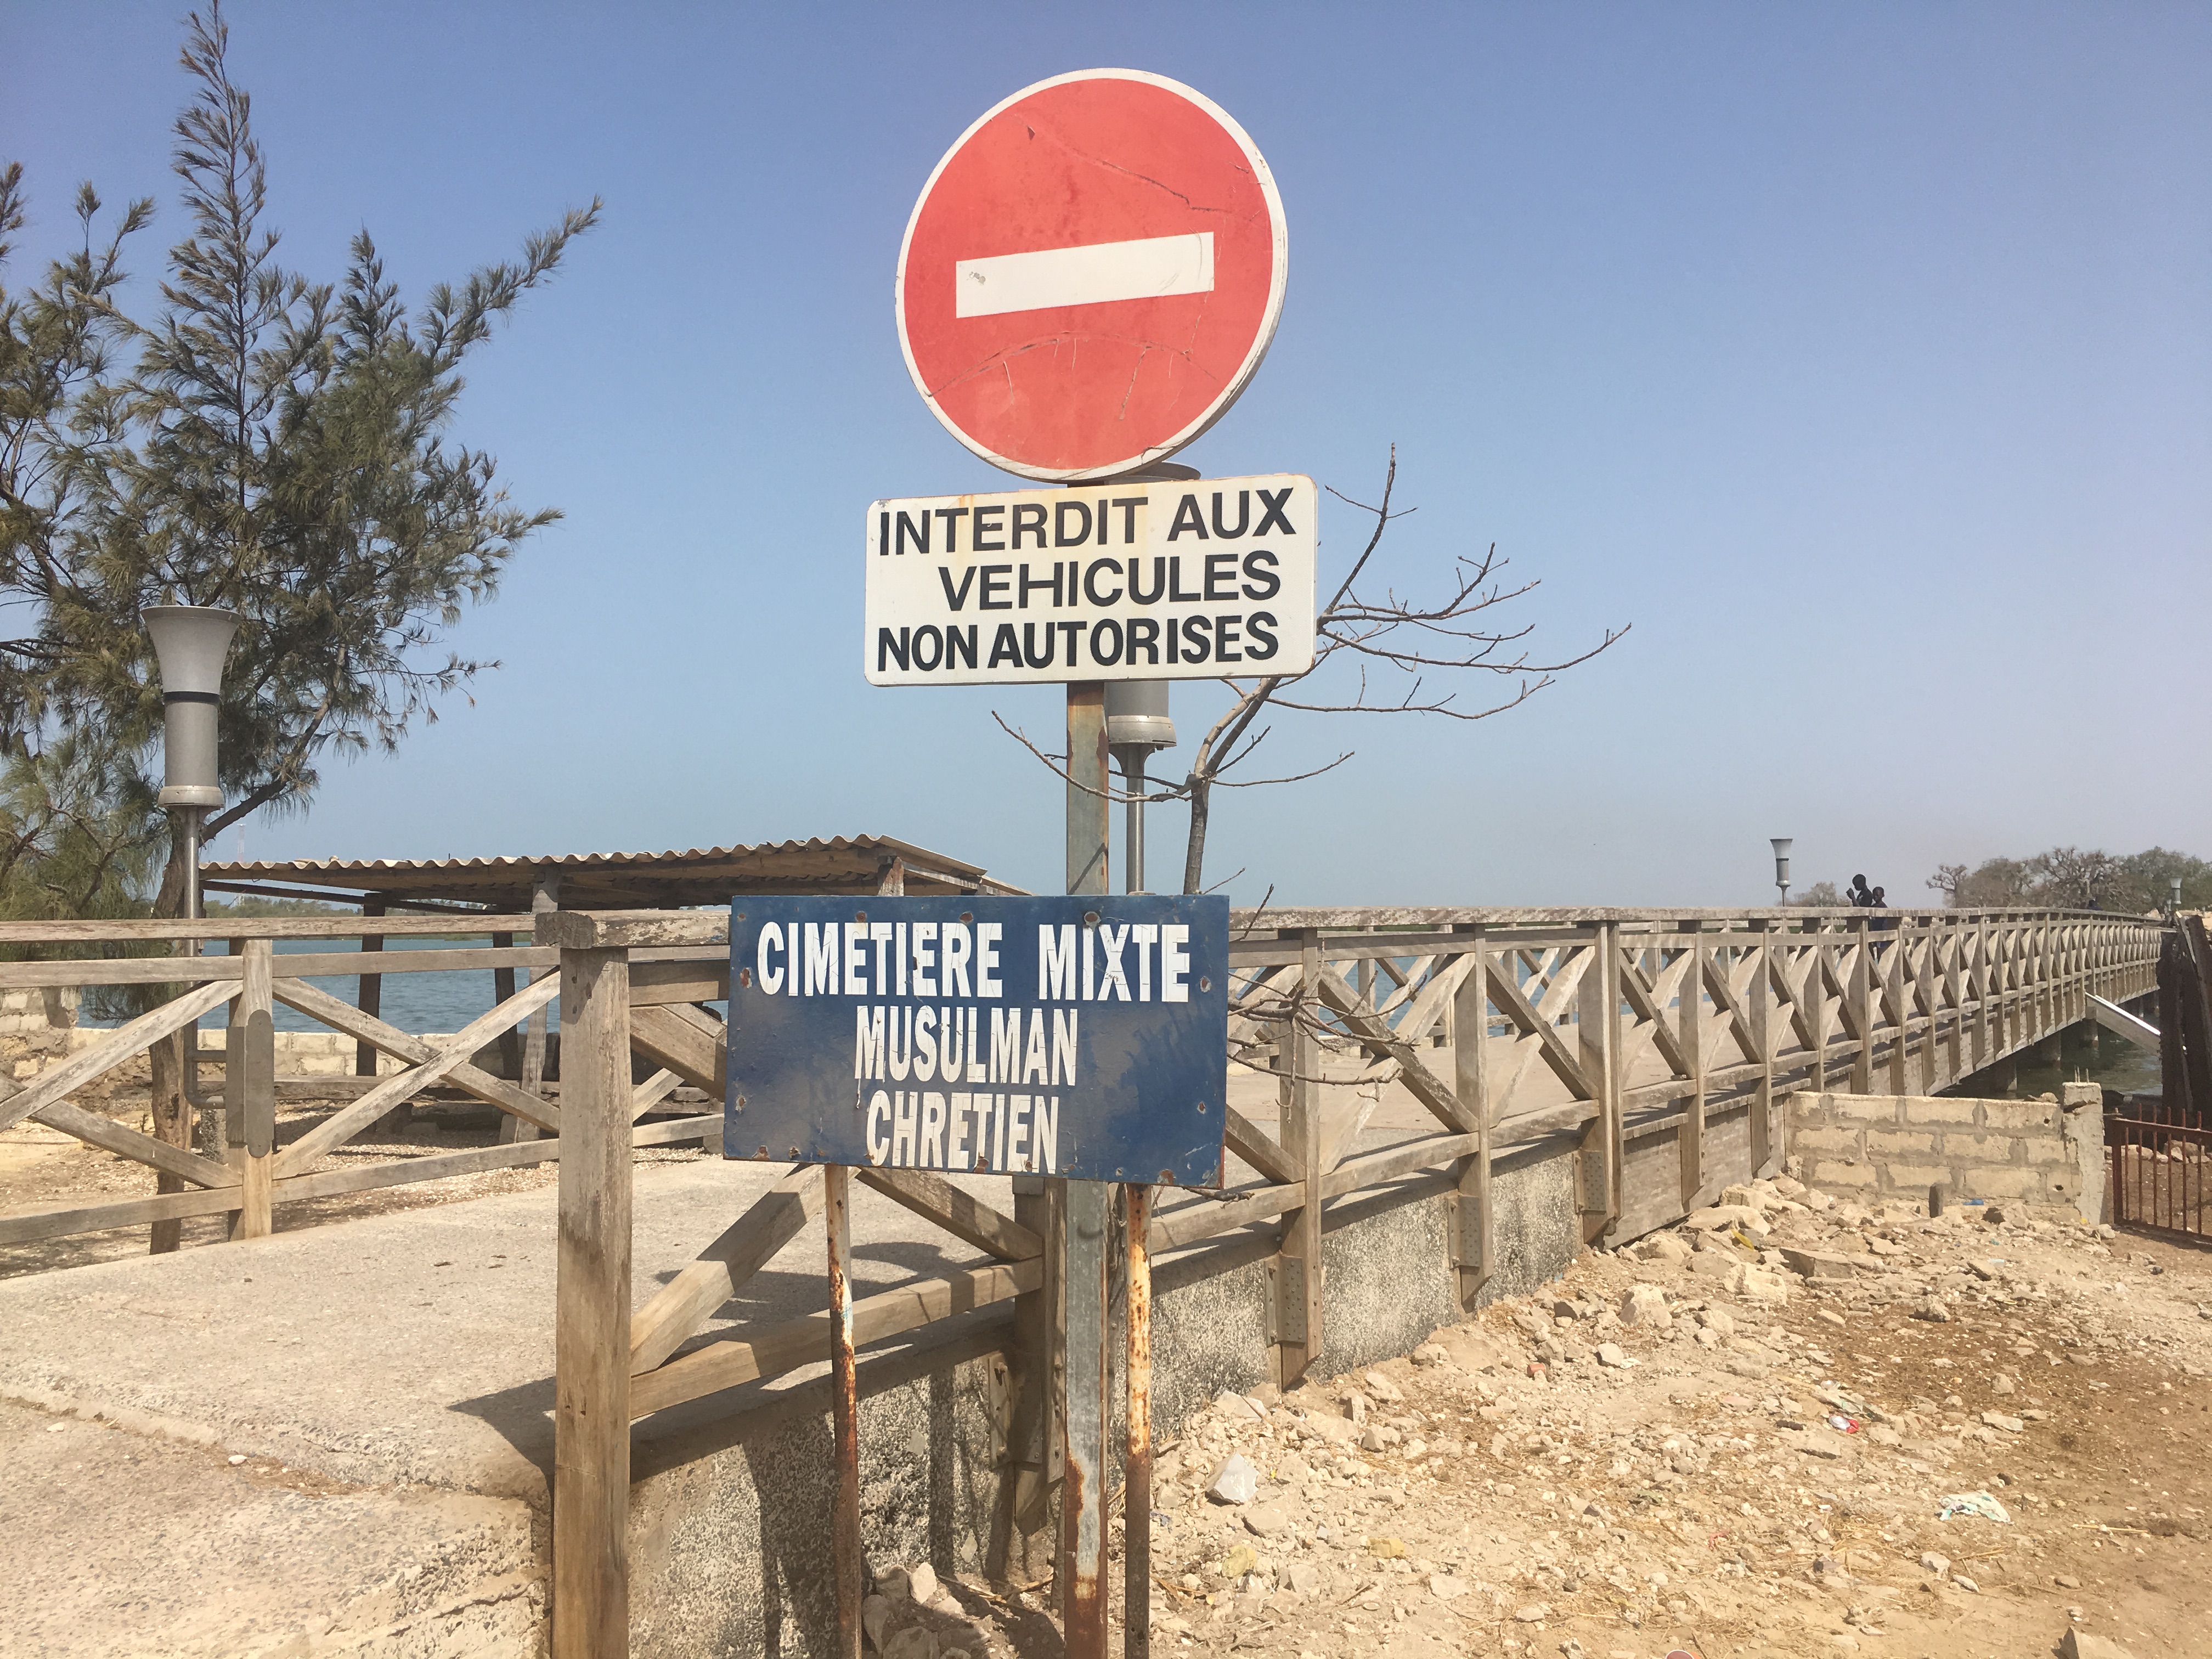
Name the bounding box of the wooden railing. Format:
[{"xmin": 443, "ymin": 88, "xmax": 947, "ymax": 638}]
[
  {"xmin": 0, "ymin": 901, "xmax": 2163, "ymax": 1654},
  {"xmin": 0, "ymin": 913, "xmax": 723, "ymax": 1248},
  {"xmin": 534, "ymin": 903, "xmax": 2163, "ymax": 1652},
  {"xmin": 596, "ymin": 902, "xmax": 2162, "ymax": 1423}
]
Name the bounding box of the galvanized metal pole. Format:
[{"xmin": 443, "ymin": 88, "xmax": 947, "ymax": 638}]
[
  {"xmin": 1063, "ymin": 681, "xmax": 1110, "ymax": 1657},
  {"xmin": 1124, "ymin": 1183, "xmax": 1153, "ymax": 1659},
  {"xmin": 827, "ymin": 1164, "xmax": 862, "ymax": 1659}
]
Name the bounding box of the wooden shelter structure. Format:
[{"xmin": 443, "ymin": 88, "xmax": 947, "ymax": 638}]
[{"xmin": 199, "ymin": 834, "xmax": 1024, "ymax": 914}]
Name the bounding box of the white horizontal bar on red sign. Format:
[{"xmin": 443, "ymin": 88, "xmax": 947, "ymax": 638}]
[{"xmin": 954, "ymin": 233, "xmax": 1215, "ymax": 319}]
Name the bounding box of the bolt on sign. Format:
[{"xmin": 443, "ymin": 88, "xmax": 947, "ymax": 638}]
[
  {"xmin": 895, "ymin": 69, "xmax": 1287, "ymax": 481},
  {"xmin": 725, "ymin": 895, "xmax": 1229, "ymax": 1185},
  {"xmin": 865, "ymin": 472, "xmax": 1316, "ymax": 686}
]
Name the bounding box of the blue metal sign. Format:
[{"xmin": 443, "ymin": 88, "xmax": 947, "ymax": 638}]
[{"xmin": 725, "ymin": 895, "xmax": 1228, "ymax": 1185}]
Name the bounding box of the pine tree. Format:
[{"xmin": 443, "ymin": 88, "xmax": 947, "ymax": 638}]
[{"xmin": 0, "ymin": 3, "xmax": 599, "ymax": 1244}]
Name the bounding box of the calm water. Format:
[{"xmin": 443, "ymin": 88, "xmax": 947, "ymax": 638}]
[{"xmin": 84, "ymin": 937, "xmax": 563, "ymax": 1035}]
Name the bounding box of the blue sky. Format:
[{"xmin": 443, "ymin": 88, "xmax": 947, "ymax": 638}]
[{"xmin": 4, "ymin": 3, "xmax": 2205, "ymax": 906}]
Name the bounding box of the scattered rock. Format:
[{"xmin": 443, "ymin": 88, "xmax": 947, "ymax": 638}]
[
  {"xmin": 1220, "ymin": 1543, "xmax": 1258, "ymax": 1579},
  {"xmin": 1345, "ymin": 1392, "xmax": 1368, "ymax": 1425},
  {"xmin": 1729, "ymin": 1263, "xmax": 1793, "ymax": 1303},
  {"xmin": 1990, "ymin": 1373, "xmax": 2016, "ymax": 1396},
  {"xmin": 1283, "ymin": 1562, "xmax": 1325, "ymax": 1596},
  {"xmin": 1595, "ymin": 1342, "xmax": 1633, "ymax": 1369},
  {"xmin": 1641, "ymin": 1233, "xmax": 1694, "ymax": 1265},
  {"xmin": 1411, "ymin": 1341, "xmax": 1450, "ymax": 1366},
  {"xmin": 1215, "ymin": 1390, "xmax": 1263, "ymax": 1419},
  {"xmin": 1780, "ymin": 1246, "xmax": 1868, "ymax": 1280},
  {"xmin": 1914, "ymin": 1296, "xmax": 1952, "ymax": 1323},
  {"xmin": 1620, "ymin": 1284, "xmax": 1672, "ymax": 1328},
  {"xmin": 862, "ymin": 1594, "xmax": 893, "ymax": 1649},
  {"xmin": 1244, "ymin": 1502, "xmax": 1293, "ymax": 1536},
  {"xmin": 1367, "ymin": 1536, "xmax": 1406, "ymax": 1559},
  {"xmin": 907, "ymin": 1562, "xmax": 940, "ymax": 1606},
  {"xmin": 1428, "ymin": 1573, "xmax": 1468, "ymax": 1600},
  {"xmin": 1953, "ymin": 1574, "xmax": 1980, "ymax": 1593},
  {"xmin": 1207, "ymin": 1453, "xmax": 1259, "ymax": 1505},
  {"xmin": 1304, "ymin": 1411, "xmax": 1359, "ymax": 1446},
  {"xmin": 1980, "ymin": 1411, "xmax": 2025, "ymax": 1434},
  {"xmin": 2061, "ymin": 1632, "xmax": 2140, "ymax": 1659},
  {"xmin": 1697, "ymin": 1306, "xmax": 1736, "ymax": 1338},
  {"xmin": 1362, "ymin": 1368, "xmax": 1405, "ymax": 1403},
  {"xmin": 882, "ymin": 1629, "xmax": 938, "ymax": 1659},
  {"xmin": 1514, "ymin": 1602, "xmax": 1551, "ymax": 1622},
  {"xmin": 1687, "ymin": 1204, "xmax": 1767, "ymax": 1232},
  {"xmin": 1920, "ymin": 1551, "xmax": 1950, "ymax": 1577}
]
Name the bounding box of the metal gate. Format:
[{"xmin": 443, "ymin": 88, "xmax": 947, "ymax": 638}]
[{"xmin": 2108, "ymin": 1101, "xmax": 2212, "ymax": 1241}]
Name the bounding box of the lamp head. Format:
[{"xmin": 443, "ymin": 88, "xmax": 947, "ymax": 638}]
[
  {"xmin": 144, "ymin": 606, "xmax": 239, "ymax": 808},
  {"xmin": 1105, "ymin": 680, "xmax": 1175, "ymax": 755}
]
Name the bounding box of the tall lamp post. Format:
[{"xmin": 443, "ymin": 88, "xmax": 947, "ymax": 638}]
[
  {"xmin": 1105, "ymin": 681, "xmax": 1176, "ymax": 894},
  {"xmin": 1771, "ymin": 837, "xmax": 1793, "ymax": 906},
  {"xmin": 2171, "ymin": 876, "xmax": 2184, "ymax": 922},
  {"xmin": 145, "ymin": 606, "xmax": 240, "ymax": 929}
]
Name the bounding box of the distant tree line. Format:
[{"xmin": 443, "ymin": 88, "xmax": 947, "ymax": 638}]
[
  {"xmin": 1926, "ymin": 847, "xmax": 2209, "ymax": 913},
  {"xmin": 1774, "ymin": 849, "xmax": 2206, "ymax": 912}
]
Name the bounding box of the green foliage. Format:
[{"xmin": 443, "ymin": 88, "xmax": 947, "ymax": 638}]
[
  {"xmin": 0, "ymin": 3, "xmax": 597, "ymax": 922},
  {"xmin": 201, "ymin": 894, "xmax": 346, "ymax": 918}
]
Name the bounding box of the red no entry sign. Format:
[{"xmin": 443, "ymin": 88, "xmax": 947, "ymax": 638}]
[{"xmin": 896, "ymin": 70, "xmax": 1289, "ymax": 483}]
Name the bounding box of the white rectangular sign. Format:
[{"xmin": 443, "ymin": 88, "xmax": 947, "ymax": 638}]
[{"xmin": 865, "ymin": 473, "xmax": 1316, "ymax": 686}]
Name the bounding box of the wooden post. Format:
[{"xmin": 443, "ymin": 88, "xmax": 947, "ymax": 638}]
[
  {"xmin": 508, "ymin": 871, "xmax": 563, "ymax": 1145},
  {"xmin": 223, "ymin": 935, "xmax": 247, "ymax": 1150},
  {"xmin": 1886, "ymin": 926, "xmax": 1908, "ymax": 1095},
  {"xmin": 1451, "ymin": 926, "xmax": 1491, "ymax": 1306},
  {"xmin": 356, "ymin": 897, "xmax": 386, "ymax": 1080},
  {"xmin": 826, "ymin": 1164, "xmax": 862, "ymax": 1659},
  {"xmin": 553, "ymin": 940, "xmax": 630, "ymax": 1659},
  {"xmin": 1679, "ymin": 922, "xmax": 1706, "ymax": 1210},
  {"xmin": 1274, "ymin": 929, "xmax": 1323, "ymax": 1387},
  {"xmin": 493, "ymin": 932, "xmax": 522, "ymax": 1081},
  {"xmin": 1944, "ymin": 916, "xmax": 1964, "ymax": 1084},
  {"xmin": 229, "ymin": 938, "xmax": 275, "ymax": 1240},
  {"xmin": 1748, "ymin": 920, "xmax": 1774, "ymax": 1177},
  {"xmin": 1576, "ymin": 924, "xmax": 1618, "ymax": 1238},
  {"xmin": 1850, "ymin": 918, "xmax": 1874, "ymax": 1094},
  {"xmin": 1124, "ymin": 1183, "xmax": 1152, "ymax": 1659},
  {"xmin": 1808, "ymin": 924, "xmax": 1830, "ymax": 1093},
  {"xmin": 1915, "ymin": 919, "xmax": 1938, "ymax": 1092}
]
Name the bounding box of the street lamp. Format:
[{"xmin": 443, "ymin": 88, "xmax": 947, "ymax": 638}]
[
  {"xmin": 1105, "ymin": 681, "xmax": 1176, "ymax": 894},
  {"xmin": 1771, "ymin": 837, "xmax": 1793, "ymax": 905},
  {"xmin": 2171, "ymin": 876, "xmax": 2183, "ymax": 921},
  {"xmin": 145, "ymin": 606, "xmax": 240, "ymax": 926}
]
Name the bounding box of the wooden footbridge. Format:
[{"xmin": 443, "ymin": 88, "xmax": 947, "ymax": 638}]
[{"xmin": 0, "ymin": 898, "xmax": 2163, "ymax": 1655}]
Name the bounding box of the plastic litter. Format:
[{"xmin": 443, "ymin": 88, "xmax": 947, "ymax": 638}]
[
  {"xmin": 1936, "ymin": 1491, "xmax": 2012, "ymax": 1524},
  {"xmin": 1827, "ymin": 1414, "xmax": 1859, "ymax": 1434}
]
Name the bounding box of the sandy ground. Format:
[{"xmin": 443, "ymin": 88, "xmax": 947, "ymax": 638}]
[{"xmin": 857, "ymin": 1181, "xmax": 2211, "ymax": 1659}]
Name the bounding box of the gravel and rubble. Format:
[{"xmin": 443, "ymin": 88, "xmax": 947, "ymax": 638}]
[{"xmin": 861, "ymin": 1176, "xmax": 2212, "ymax": 1659}]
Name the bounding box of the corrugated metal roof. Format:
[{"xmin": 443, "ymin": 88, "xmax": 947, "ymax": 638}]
[{"xmin": 200, "ymin": 834, "xmax": 1026, "ymax": 911}]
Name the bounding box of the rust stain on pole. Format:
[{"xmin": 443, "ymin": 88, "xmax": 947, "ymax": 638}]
[
  {"xmin": 827, "ymin": 1165, "xmax": 862, "ymax": 1659},
  {"xmin": 1124, "ymin": 1183, "xmax": 1153, "ymax": 1659}
]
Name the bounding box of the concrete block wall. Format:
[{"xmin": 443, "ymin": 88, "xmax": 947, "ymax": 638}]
[{"xmin": 1786, "ymin": 1086, "xmax": 2105, "ymax": 1221}]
